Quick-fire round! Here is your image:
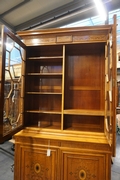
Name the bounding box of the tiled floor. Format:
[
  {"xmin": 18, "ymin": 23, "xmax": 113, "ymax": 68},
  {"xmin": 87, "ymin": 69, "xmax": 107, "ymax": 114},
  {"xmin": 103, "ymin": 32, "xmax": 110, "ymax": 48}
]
[
  {"xmin": 0, "ymin": 141, "xmax": 14, "ymax": 180},
  {"xmin": 0, "ymin": 134, "xmax": 120, "ymax": 180}
]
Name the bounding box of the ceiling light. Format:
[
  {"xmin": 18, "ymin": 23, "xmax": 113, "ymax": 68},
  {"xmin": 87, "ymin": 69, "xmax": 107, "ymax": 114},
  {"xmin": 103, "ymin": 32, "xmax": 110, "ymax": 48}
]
[{"xmin": 93, "ymin": 0, "xmax": 107, "ymax": 21}]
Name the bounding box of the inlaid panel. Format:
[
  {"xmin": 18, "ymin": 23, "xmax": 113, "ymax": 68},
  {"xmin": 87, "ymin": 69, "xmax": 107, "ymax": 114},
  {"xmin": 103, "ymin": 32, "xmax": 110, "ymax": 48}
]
[
  {"xmin": 61, "ymin": 150, "xmax": 109, "ymax": 180},
  {"xmin": 20, "ymin": 146, "xmax": 58, "ymax": 180}
]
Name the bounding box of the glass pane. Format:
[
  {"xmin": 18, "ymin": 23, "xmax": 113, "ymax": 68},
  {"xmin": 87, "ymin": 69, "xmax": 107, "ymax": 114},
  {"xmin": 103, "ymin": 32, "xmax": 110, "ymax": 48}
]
[
  {"xmin": 6, "ymin": 36, "xmax": 14, "ymax": 51},
  {"xmin": 10, "ymin": 46, "xmax": 22, "ymax": 66},
  {"xmin": 5, "ymin": 51, "xmax": 9, "ymax": 66},
  {"xmin": 15, "ymin": 42, "xmax": 20, "ymax": 49},
  {"xmin": 3, "ymin": 35, "xmax": 24, "ymax": 135}
]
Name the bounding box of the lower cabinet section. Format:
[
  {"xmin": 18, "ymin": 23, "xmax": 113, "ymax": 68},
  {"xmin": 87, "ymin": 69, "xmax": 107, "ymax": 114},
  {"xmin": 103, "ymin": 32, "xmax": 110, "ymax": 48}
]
[{"xmin": 14, "ymin": 130, "xmax": 111, "ymax": 180}]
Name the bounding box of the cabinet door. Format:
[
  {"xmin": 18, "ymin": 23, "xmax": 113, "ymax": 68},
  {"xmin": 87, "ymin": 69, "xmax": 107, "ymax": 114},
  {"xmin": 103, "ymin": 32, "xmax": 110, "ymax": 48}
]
[
  {"xmin": 0, "ymin": 26, "xmax": 26, "ymax": 142},
  {"xmin": 61, "ymin": 149, "xmax": 111, "ymax": 180},
  {"xmin": 14, "ymin": 143, "xmax": 58, "ymax": 180}
]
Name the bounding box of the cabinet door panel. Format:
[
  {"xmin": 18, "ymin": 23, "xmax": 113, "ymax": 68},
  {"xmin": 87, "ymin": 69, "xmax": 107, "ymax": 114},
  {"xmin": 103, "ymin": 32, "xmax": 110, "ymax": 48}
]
[
  {"xmin": 15, "ymin": 145, "xmax": 58, "ymax": 180},
  {"xmin": 61, "ymin": 150, "xmax": 110, "ymax": 180}
]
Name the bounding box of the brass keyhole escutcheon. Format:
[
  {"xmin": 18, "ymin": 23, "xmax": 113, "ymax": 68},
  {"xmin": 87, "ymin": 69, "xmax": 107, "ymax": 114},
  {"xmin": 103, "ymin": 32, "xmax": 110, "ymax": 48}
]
[
  {"xmin": 79, "ymin": 169, "xmax": 86, "ymax": 180},
  {"xmin": 34, "ymin": 163, "xmax": 41, "ymax": 173}
]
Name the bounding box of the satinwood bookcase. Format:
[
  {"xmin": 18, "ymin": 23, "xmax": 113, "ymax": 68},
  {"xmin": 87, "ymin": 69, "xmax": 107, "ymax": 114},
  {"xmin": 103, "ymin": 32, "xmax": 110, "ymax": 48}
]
[{"xmin": 0, "ymin": 15, "xmax": 117, "ymax": 180}]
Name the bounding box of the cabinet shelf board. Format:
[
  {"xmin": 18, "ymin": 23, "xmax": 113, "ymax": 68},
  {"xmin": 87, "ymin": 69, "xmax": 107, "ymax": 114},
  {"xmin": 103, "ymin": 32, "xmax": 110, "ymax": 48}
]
[
  {"xmin": 28, "ymin": 56, "xmax": 63, "ymax": 60},
  {"xmin": 64, "ymin": 109, "xmax": 105, "ymax": 116},
  {"xmin": 41, "ymin": 125, "xmax": 61, "ymax": 129},
  {"xmin": 26, "ymin": 125, "xmax": 61, "ymax": 130},
  {"xmin": 26, "ymin": 110, "xmax": 62, "ymax": 114},
  {"xmin": 26, "ymin": 92, "xmax": 62, "ymax": 95},
  {"xmin": 69, "ymin": 86, "xmax": 101, "ymax": 91},
  {"xmin": 26, "ymin": 73, "xmax": 62, "ymax": 77},
  {"xmin": 64, "ymin": 126, "xmax": 102, "ymax": 132}
]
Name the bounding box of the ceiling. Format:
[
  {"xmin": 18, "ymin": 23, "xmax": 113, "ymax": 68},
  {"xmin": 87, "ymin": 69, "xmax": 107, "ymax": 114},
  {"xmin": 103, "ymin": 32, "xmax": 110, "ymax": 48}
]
[
  {"xmin": 0, "ymin": 0, "xmax": 120, "ymax": 54},
  {"xmin": 0, "ymin": 0, "xmax": 120, "ymax": 32}
]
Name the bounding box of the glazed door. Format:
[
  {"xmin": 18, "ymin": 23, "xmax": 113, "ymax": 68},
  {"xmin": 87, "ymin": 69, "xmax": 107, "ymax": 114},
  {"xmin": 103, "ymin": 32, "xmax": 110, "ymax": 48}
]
[{"xmin": 0, "ymin": 25, "xmax": 26, "ymax": 143}]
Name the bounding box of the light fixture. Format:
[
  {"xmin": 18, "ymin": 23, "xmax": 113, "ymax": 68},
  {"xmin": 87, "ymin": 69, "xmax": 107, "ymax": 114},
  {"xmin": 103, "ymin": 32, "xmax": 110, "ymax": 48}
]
[{"xmin": 93, "ymin": 0, "xmax": 107, "ymax": 21}]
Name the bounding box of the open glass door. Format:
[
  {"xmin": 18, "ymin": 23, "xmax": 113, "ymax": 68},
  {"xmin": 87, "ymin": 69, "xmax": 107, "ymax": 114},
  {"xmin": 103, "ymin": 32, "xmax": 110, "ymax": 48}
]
[{"xmin": 0, "ymin": 26, "xmax": 26, "ymax": 143}]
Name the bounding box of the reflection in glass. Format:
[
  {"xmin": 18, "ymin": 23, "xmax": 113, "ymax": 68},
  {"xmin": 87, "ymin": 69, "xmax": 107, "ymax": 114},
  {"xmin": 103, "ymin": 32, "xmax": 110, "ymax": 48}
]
[
  {"xmin": 15, "ymin": 42, "xmax": 20, "ymax": 49},
  {"xmin": 3, "ymin": 35, "xmax": 24, "ymax": 135},
  {"xmin": 6, "ymin": 36, "xmax": 14, "ymax": 51}
]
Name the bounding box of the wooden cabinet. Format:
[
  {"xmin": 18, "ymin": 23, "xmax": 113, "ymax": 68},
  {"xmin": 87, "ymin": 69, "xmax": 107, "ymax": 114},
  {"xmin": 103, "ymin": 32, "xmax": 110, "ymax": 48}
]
[{"xmin": 0, "ymin": 16, "xmax": 117, "ymax": 180}]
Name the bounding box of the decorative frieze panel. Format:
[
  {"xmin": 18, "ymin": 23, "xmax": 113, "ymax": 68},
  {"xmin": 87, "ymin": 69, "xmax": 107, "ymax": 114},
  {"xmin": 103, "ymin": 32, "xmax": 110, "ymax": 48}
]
[
  {"xmin": 23, "ymin": 34, "xmax": 108, "ymax": 46},
  {"xmin": 73, "ymin": 35, "xmax": 107, "ymax": 42},
  {"xmin": 57, "ymin": 35, "xmax": 72, "ymax": 43}
]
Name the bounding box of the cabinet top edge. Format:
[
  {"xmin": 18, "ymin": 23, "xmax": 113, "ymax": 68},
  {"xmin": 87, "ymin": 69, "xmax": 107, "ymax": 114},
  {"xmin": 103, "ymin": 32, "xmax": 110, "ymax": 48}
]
[
  {"xmin": 17, "ymin": 25, "xmax": 112, "ymax": 37},
  {"xmin": 14, "ymin": 128, "xmax": 109, "ymax": 145}
]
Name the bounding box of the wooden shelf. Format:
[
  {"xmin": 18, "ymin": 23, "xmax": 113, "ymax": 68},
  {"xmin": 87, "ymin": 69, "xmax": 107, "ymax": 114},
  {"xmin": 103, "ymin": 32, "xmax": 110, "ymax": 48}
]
[
  {"xmin": 26, "ymin": 92, "xmax": 62, "ymax": 95},
  {"xmin": 69, "ymin": 86, "xmax": 101, "ymax": 91},
  {"xmin": 64, "ymin": 109, "xmax": 105, "ymax": 116},
  {"xmin": 26, "ymin": 110, "xmax": 62, "ymax": 114},
  {"xmin": 28, "ymin": 56, "xmax": 63, "ymax": 60},
  {"xmin": 26, "ymin": 73, "xmax": 62, "ymax": 76},
  {"xmin": 64, "ymin": 126, "xmax": 102, "ymax": 132},
  {"xmin": 41, "ymin": 125, "xmax": 61, "ymax": 129},
  {"xmin": 26, "ymin": 109, "xmax": 105, "ymax": 116},
  {"xmin": 26, "ymin": 125, "xmax": 61, "ymax": 130}
]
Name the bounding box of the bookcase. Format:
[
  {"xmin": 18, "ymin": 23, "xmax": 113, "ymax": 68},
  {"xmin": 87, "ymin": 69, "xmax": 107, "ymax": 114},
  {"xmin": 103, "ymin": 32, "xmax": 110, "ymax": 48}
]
[
  {"xmin": 23, "ymin": 43, "xmax": 106, "ymax": 133},
  {"xmin": 0, "ymin": 16, "xmax": 117, "ymax": 180},
  {"xmin": 25, "ymin": 45, "xmax": 63, "ymax": 129}
]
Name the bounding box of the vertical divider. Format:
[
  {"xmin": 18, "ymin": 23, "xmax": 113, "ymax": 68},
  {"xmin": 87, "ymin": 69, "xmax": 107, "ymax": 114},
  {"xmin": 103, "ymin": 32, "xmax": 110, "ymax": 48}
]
[
  {"xmin": 21, "ymin": 51, "xmax": 26, "ymax": 98},
  {"xmin": 61, "ymin": 45, "xmax": 65, "ymax": 130},
  {"xmin": 105, "ymin": 43, "xmax": 108, "ymax": 126},
  {"xmin": 104, "ymin": 42, "xmax": 109, "ymax": 140}
]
